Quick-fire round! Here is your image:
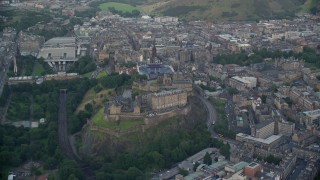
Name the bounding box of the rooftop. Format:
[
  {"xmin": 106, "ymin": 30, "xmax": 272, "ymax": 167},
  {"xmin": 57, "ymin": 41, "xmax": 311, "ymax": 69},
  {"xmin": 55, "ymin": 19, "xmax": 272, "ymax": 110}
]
[
  {"xmin": 209, "ymin": 160, "xmax": 228, "ymax": 169},
  {"xmin": 237, "ymin": 133, "xmax": 282, "ymax": 145},
  {"xmin": 231, "ymin": 76, "xmax": 256, "ymax": 84},
  {"xmin": 303, "ymin": 109, "xmax": 320, "ymax": 118},
  {"xmin": 44, "ymin": 37, "xmax": 76, "ymax": 45},
  {"xmin": 226, "ymin": 161, "xmax": 250, "ymax": 172},
  {"xmin": 153, "ymin": 89, "xmax": 184, "ymax": 97},
  {"xmin": 184, "ymin": 172, "xmax": 205, "ymax": 180}
]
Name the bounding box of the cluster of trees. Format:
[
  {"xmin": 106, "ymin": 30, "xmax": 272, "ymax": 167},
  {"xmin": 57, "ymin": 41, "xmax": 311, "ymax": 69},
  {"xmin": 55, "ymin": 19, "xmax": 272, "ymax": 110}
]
[
  {"xmin": 214, "ymin": 47, "xmax": 320, "ymax": 69},
  {"xmin": 214, "ymin": 51, "xmax": 265, "ymax": 66},
  {"xmin": 100, "ymin": 73, "xmax": 132, "ymax": 89},
  {"xmin": 209, "ymin": 98, "xmax": 236, "ymax": 139},
  {"xmin": 211, "ymin": 138, "xmax": 230, "ymax": 158},
  {"xmin": 0, "ymin": 10, "xmax": 52, "ymax": 32},
  {"xmin": 107, "ymin": 7, "xmax": 140, "ymax": 17},
  {"xmin": 91, "ymin": 121, "xmax": 213, "ymax": 179},
  {"xmin": 68, "ymin": 56, "xmax": 96, "ymax": 75},
  {"xmin": 100, "ymin": 71, "xmax": 146, "ymax": 90},
  {"xmin": 120, "ymin": 61, "xmax": 137, "ymax": 68},
  {"xmin": 200, "ymin": 84, "xmax": 216, "ymax": 92},
  {"xmin": 6, "ymin": 92, "xmax": 30, "ymax": 120},
  {"xmin": 255, "ymin": 154, "xmax": 281, "ymax": 165},
  {"xmin": 203, "ymin": 152, "xmax": 212, "ymax": 165},
  {"xmin": 0, "ymin": 78, "xmax": 95, "ymax": 178},
  {"xmin": 0, "ymin": 84, "xmax": 10, "ymax": 106},
  {"xmin": 7, "ymin": 56, "xmax": 53, "ymax": 77},
  {"xmin": 228, "ymin": 87, "xmax": 239, "ymax": 95},
  {"xmin": 310, "ymin": 0, "xmax": 320, "ymax": 15},
  {"xmin": 34, "ymin": 18, "xmax": 81, "ymax": 41},
  {"xmin": 7, "ymin": 55, "xmax": 35, "ymax": 77}
]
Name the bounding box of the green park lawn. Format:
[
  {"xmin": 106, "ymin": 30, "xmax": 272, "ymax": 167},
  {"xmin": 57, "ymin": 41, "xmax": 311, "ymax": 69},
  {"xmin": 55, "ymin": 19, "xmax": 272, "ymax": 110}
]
[
  {"xmin": 99, "ymin": 2, "xmax": 138, "ymax": 12},
  {"xmin": 32, "ymin": 62, "xmax": 45, "ymax": 76},
  {"xmin": 97, "ymin": 71, "xmax": 107, "ymax": 79},
  {"xmin": 92, "ymin": 108, "xmax": 144, "ymax": 130}
]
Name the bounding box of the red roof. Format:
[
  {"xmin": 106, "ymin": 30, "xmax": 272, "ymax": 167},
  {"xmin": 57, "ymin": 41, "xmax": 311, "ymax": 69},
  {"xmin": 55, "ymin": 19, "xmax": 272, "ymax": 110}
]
[{"xmin": 36, "ymin": 174, "xmax": 48, "ymax": 180}]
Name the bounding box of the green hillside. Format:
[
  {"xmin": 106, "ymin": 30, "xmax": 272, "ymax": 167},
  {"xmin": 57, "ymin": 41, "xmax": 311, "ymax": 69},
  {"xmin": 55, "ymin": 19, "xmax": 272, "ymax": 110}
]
[
  {"xmin": 91, "ymin": 0, "xmax": 317, "ymax": 20},
  {"xmin": 140, "ymin": 0, "xmax": 306, "ymax": 21}
]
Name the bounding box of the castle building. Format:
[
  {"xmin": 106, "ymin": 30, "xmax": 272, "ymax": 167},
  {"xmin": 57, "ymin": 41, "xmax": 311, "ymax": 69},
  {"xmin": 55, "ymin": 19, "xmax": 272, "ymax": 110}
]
[{"xmin": 151, "ymin": 89, "xmax": 187, "ymax": 112}]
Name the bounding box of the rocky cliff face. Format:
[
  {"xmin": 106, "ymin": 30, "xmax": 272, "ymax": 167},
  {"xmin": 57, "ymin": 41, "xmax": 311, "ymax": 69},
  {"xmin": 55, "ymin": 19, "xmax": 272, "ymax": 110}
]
[{"xmin": 77, "ymin": 96, "xmax": 207, "ymax": 158}]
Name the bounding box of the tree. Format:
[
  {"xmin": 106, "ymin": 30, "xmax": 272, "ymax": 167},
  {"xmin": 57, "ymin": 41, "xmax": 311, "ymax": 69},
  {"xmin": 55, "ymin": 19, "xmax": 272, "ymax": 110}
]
[
  {"xmin": 193, "ymin": 162, "xmax": 200, "ymax": 171},
  {"xmin": 228, "ymin": 88, "xmax": 239, "ymax": 95},
  {"xmin": 203, "ymin": 152, "xmax": 212, "ymax": 165},
  {"xmin": 179, "ymin": 169, "xmax": 189, "ymax": 176},
  {"xmin": 271, "ymin": 84, "xmax": 278, "ymax": 92},
  {"xmin": 84, "ymin": 103, "xmax": 93, "ymax": 113},
  {"xmin": 219, "ymin": 143, "xmax": 230, "ymax": 158},
  {"xmin": 261, "ymin": 95, "xmax": 267, "ymax": 103},
  {"xmin": 126, "ymin": 167, "xmax": 143, "ymax": 179},
  {"xmin": 59, "ymin": 160, "xmax": 83, "ymax": 180},
  {"xmin": 48, "ymin": 174, "xmax": 55, "ymax": 180},
  {"xmin": 67, "ymin": 56, "xmax": 96, "ymax": 75},
  {"xmin": 67, "ymin": 174, "xmax": 79, "ymax": 180},
  {"xmin": 310, "ymin": 7, "xmax": 318, "ymax": 15}
]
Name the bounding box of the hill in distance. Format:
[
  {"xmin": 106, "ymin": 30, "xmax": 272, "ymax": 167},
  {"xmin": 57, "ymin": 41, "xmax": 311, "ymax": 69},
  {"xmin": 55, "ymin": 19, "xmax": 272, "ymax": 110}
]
[{"xmin": 138, "ymin": 0, "xmax": 310, "ymax": 21}]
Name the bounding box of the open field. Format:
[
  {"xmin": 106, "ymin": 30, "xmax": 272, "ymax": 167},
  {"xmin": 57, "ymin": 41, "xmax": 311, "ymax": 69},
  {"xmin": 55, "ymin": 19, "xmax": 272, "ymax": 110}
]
[
  {"xmin": 99, "ymin": 2, "xmax": 139, "ymax": 12},
  {"xmin": 92, "ymin": 108, "xmax": 144, "ymax": 130}
]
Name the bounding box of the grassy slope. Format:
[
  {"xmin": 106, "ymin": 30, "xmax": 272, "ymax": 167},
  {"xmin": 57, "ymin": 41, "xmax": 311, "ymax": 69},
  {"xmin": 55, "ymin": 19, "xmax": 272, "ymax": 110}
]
[
  {"xmin": 302, "ymin": 0, "xmax": 320, "ymax": 12},
  {"xmin": 141, "ymin": 0, "xmax": 306, "ymax": 21},
  {"xmin": 99, "ymin": 2, "xmax": 139, "ymax": 12},
  {"xmin": 76, "ymin": 87, "xmax": 115, "ymax": 113},
  {"xmin": 96, "ymin": 71, "xmax": 107, "ymax": 79}
]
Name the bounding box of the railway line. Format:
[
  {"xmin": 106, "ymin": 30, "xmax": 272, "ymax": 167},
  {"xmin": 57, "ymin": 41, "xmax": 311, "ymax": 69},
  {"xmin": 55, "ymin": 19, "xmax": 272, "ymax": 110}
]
[{"xmin": 58, "ymin": 89, "xmax": 95, "ymax": 179}]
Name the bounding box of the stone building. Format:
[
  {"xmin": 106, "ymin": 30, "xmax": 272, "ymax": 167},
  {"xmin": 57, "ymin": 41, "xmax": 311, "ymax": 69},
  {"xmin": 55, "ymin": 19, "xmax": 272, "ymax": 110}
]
[
  {"xmin": 274, "ymin": 57, "xmax": 304, "ymax": 71},
  {"xmin": 300, "ymin": 109, "xmax": 320, "ymax": 130},
  {"xmin": 251, "ymin": 120, "xmax": 275, "ymax": 139},
  {"xmin": 107, "ymin": 96, "xmax": 141, "ymax": 121},
  {"xmin": 37, "ymin": 37, "xmax": 78, "ymax": 72},
  {"xmin": 229, "ymin": 76, "xmax": 257, "ymax": 91},
  {"xmin": 151, "ymin": 89, "xmax": 187, "ymax": 112},
  {"xmin": 277, "ymin": 120, "xmax": 295, "ymax": 136},
  {"xmin": 18, "ymin": 31, "xmax": 45, "ymax": 56}
]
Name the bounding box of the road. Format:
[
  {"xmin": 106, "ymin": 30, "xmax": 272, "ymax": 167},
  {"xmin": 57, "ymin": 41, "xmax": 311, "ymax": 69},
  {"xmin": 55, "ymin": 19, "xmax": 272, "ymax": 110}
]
[
  {"xmin": 196, "ymin": 93, "xmax": 217, "ymax": 138},
  {"xmin": 225, "ymin": 95, "xmax": 235, "ymax": 130},
  {"xmin": 285, "ymin": 158, "xmax": 307, "ymax": 180},
  {"xmin": 193, "ymin": 85, "xmax": 239, "ymax": 146}
]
